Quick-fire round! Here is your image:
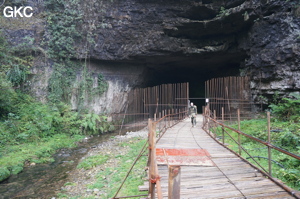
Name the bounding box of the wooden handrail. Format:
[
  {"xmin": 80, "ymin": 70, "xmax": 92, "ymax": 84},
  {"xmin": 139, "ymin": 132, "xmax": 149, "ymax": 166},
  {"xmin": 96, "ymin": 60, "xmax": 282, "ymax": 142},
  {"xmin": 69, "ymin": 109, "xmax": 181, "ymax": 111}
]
[
  {"xmin": 147, "ymin": 110, "xmax": 188, "ymax": 198},
  {"xmin": 206, "ymin": 116, "xmax": 300, "ymax": 161},
  {"xmin": 203, "ymin": 108, "xmax": 300, "ymax": 199}
]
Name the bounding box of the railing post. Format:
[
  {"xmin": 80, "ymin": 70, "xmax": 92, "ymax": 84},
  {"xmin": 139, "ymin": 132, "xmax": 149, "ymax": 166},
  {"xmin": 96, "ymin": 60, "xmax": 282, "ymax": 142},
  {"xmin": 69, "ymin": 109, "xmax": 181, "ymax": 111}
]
[
  {"xmin": 203, "ymin": 106, "xmax": 206, "ymax": 129},
  {"xmin": 148, "ymin": 119, "xmax": 162, "ymax": 199},
  {"xmin": 267, "ymin": 111, "xmax": 272, "ymax": 176},
  {"xmin": 148, "ymin": 119, "xmax": 155, "ymax": 198},
  {"xmin": 168, "ymin": 165, "xmax": 181, "ymax": 199},
  {"xmin": 159, "ymin": 112, "xmax": 161, "ymax": 136},
  {"xmin": 214, "ymin": 109, "xmax": 217, "ymax": 129},
  {"xmin": 208, "ymin": 107, "xmax": 211, "ymax": 131},
  {"xmin": 163, "ymin": 110, "xmax": 165, "ymax": 129},
  {"xmin": 222, "ymin": 107, "xmax": 225, "ymax": 144},
  {"xmin": 238, "ymin": 109, "xmax": 241, "ymax": 155},
  {"xmin": 204, "ymin": 106, "xmax": 209, "ymax": 130},
  {"xmin": 168, "ymin": 110, "xmax": 171, "ymax": 127},
  {"xmin": 203, "ymin": 107, "xmax": 205, "ymax": 129},
  {"xmin": 162, "ymin": 110, "xmax": 164, "ymax": 130},
  {"xmin": 180, "ymin": 108, "xmax": 182, "ymax": 120},
  {"xmin": 172, "ymin": 109, "xmax": 174, "ymax": 125},
  {"xmin": 202, "ymin": 106, "xmax": 204, "ymax": 125}
]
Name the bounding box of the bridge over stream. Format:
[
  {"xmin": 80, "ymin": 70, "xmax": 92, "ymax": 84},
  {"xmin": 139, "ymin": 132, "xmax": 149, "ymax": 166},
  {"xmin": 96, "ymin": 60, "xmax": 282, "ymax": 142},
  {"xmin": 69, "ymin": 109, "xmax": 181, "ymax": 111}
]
[{"xmin": 111, "ymin": 79, "xmax": 300, "ymax": 199}]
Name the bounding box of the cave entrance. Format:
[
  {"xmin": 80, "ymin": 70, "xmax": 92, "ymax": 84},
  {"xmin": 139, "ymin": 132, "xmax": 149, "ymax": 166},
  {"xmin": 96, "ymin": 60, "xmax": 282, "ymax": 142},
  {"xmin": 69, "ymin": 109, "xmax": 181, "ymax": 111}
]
[{"xmin": 143, "ymin": 62, "xmax": 242, "ymax": 113}]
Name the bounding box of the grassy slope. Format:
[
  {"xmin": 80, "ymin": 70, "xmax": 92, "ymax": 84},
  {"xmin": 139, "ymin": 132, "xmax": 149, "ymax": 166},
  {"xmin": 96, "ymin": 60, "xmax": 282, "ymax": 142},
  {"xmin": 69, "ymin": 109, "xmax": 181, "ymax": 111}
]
[{"xmin": 213, "ymin": 118, "xmax": 300, "ymax": 190}]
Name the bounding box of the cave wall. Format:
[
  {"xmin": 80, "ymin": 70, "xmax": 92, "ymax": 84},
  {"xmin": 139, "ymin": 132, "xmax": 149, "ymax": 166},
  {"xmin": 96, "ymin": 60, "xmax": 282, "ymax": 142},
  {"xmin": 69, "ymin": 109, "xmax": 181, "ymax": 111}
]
[
  {"xmin": 240, "ymin": 5, "xmax": 300, "ymax": 101},
  {"xmin": 28, "ymin": 60, "xmax": 146, "ymax": 114},
  {"xmin": 2, "ymin": 0, "xmax": 300, "ymax": 111},
  {"xmin": 84, "ymin": 0, "xmax": 300, "ymax": 102},
  {"xmin": 81, "ymin": 61, "xmax": 145, "ymax": 114}
]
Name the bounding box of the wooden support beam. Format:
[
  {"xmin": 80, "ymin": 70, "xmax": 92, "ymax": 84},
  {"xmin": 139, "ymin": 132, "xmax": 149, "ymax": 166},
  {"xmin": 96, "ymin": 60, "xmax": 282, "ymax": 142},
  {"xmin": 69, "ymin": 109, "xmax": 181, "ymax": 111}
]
[
  {"xmin": 148, "ymin": 119, "xmax": 162, "ymax": 199},
  {"xmin": 168, "ymin": 165, "xmax": 181, "ymax": 199}
]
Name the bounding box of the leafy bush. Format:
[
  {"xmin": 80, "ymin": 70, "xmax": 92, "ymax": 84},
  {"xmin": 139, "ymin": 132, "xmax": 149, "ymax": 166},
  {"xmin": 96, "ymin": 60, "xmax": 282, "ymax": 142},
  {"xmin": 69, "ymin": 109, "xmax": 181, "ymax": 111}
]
[
  {"xmin": 269, "ymin": 93, "xmax": 300, "ymax": 121},
  {"xmin": 0, "ymin": 31, "xmax": 32, "ymax": 87},
  {"xmin": 0, "ymin": 100, "xmax": 114, "ymax": 147},
  {"xmin": 0, "ymin": 74, "xmax": 17, "ymax": 117},
  {"xmin": 277, "ymin": 168, "xmax": 300, "ymax": 188},
  {"xmin": 278, "ymin": 131, "xmax": 300, "ymax": 149},
  {"xmin": 45, "ymin": 0, "xmax": 82, "ymax": 59}
]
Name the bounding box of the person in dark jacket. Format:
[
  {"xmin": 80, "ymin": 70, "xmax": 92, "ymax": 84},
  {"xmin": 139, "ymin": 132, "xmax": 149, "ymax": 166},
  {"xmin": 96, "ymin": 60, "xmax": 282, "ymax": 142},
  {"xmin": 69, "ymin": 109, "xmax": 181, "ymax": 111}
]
[{"xmin": 189, "ymin": 102, "xmax": 197, "ymax": 127}]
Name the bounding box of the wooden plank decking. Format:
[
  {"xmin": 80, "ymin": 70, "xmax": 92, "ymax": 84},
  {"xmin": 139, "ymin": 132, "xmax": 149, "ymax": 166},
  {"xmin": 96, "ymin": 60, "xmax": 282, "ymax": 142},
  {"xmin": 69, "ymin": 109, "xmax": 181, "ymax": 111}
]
[{"xmin": 154, "ymin": 116, "xmax": 295, "ymax": 199}]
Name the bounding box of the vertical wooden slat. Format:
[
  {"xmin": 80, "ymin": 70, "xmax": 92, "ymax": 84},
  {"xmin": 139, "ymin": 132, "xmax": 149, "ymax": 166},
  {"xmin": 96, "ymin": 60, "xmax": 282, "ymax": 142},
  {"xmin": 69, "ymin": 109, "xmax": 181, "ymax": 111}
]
[
  {"xmin": 222, "ymin": 107, "xmax": 225, "ymax": 144},
  {"xmin": 238, "ymin": 109, "xmax": 241, "ymax": 155}
]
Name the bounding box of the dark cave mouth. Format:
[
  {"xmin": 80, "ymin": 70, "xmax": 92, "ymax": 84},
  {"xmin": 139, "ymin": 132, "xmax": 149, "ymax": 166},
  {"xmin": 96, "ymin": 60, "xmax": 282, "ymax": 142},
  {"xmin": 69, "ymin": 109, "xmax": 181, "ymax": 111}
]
[
  {"xmin": 90, "ymin": 49, "xmax": 248, "ymax": 111},
  {"xmin": 140, "ymin": 51, "xmax": 247, "ymax": 109}
]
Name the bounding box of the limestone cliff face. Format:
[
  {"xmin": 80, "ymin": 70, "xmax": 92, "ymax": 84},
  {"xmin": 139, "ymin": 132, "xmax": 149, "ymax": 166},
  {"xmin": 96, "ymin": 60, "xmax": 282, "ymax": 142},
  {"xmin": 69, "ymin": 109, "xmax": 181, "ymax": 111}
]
[
  {"xmin": 87, "ymin": 0, "xmax": 299, "ymax": 101},
  {"xmin": 3, "ymin": 0, "xmax": 300, "ymax": 110},
  {"xmin": 240, "ymin": 3, "xmax": 300, "ymax": 100},
  {"xmin": 87, "ymin": 0, "xmax": 250, "ymax": 68},
  {"xmin": 28, "ymin": 61, "xmax": 145, "ymax": 114}
]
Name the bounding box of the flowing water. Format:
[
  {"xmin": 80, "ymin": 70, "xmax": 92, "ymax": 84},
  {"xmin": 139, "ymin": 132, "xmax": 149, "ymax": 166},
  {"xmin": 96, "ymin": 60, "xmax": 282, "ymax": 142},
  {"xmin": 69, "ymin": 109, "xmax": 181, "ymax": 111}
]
[{"xmin": 0, "ymin": 132, "xmax": 120, "ymax": 199}]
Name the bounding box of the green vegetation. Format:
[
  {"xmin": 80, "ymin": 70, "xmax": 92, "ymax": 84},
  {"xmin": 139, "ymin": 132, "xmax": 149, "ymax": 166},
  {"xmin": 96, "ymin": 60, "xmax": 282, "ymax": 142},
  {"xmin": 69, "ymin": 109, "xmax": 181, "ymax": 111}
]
[
  {"xmin": 77, "ymin": 155, "xmax": 109, "ymax": 170},
  {"xmin": 0, "ymin": 134, "xmax": 83, "ymax": 181},
  {"xmin": 0, "ymin": 83, "xmax": 114, "ymax": 181},
  {"xmin": 0, "ymin": 32, "xmax": 33, "ymax": 88},
  {"xmin": 212, "ymin": 96, "xmax": 300, "ymax": 190},
  {"xmin": 47, "ymin": 60, "xmax": 108, "ymax": 110},
  {"xmin": 45, "ymin": 0, "xmax": 83, "ymax": 59},
  {"xmin": 44, "ymin": 0, "xmax": 109, "ymax": 108},
  {"xmin": 214, "ymin": 119, "xmax": 300, "ymax": 190},
  {"xmin": 269, "ymin": 93, "xmax": 300, "ymax": 122},
  {"xmin": 60, "ymin": 138, "xmax": 148, "ymax": 198},
  {"xmin": 89, "ymin": 138, "xmax": 147, "ymax": 198},
  {"xmin": 217, "ymin": 6, "xmax": 230, "ymax": 18},
  {"xmin": 0, "ymin": 26, "xmax": 112, "ymax": 182}
]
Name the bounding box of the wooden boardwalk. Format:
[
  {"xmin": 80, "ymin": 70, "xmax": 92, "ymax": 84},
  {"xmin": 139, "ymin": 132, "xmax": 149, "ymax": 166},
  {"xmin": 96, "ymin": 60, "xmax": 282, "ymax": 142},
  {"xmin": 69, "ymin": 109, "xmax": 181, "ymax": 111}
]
[{"xmin": 155, "ymin": 116, "xmax": 295, "ymax": 199}]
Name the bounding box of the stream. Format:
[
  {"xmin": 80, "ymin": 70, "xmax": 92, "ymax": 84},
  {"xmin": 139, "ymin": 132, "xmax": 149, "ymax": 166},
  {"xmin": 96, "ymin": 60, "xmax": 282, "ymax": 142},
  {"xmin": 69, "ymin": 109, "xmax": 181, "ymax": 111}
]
[{"xmin": 0, "ymin": 132, "xmax": 120, "ymax": 199}]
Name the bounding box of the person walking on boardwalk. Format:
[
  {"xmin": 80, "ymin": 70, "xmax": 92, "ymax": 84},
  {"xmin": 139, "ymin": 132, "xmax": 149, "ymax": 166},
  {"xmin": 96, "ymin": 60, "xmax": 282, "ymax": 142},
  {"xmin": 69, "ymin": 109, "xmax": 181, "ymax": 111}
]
[{"xmin": 189, "ymin": 102, "xmax": 197, "ymax": 127}]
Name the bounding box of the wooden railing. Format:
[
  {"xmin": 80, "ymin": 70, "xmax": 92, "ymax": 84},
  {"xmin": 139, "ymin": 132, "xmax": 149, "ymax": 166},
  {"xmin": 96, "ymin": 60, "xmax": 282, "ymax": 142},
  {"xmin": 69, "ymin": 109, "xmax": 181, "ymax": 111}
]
[
  {"xmin": 112, "ymin": 109, "xmax": 187, "ymax": 199},
  {"xmin": 148, "ymin": 109, "xmax": 187, "ymax": 199},
  {"xmin": 202, "ymin": 106, "xmax": 300, "ymax": 199}
]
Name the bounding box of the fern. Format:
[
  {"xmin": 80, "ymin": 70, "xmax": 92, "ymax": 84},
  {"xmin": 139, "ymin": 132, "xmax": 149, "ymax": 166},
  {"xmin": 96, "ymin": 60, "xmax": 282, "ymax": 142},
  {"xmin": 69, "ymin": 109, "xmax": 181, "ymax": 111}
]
[{"xmin": 269, "ymin": 93, "xmax": 300, "ymax": 121}]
